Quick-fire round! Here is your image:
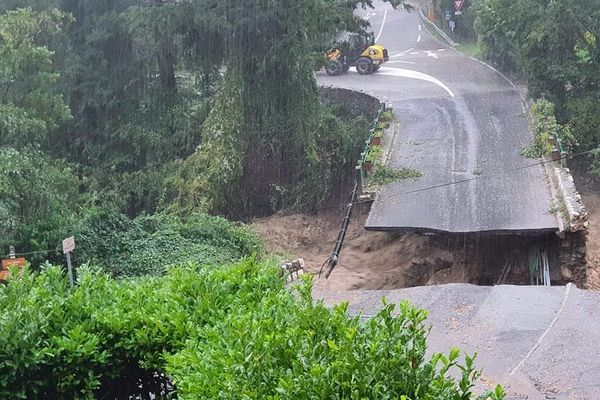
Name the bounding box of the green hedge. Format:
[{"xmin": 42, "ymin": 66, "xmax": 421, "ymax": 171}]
[
  {"xmin": 0, "ymin": 261, "xmax": 505, "ymax": 400},
  {"xmin": 522, "ymin": 99, "xmax": 575, "ymax": 158},
  {"xmin": 73, "ymin": 211, "xmax": 261, "ymax": 277}
]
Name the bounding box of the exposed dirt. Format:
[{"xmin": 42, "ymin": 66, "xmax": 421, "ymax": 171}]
[
  {"xmin": 569, "ymin": 160, "xmax": 600, "ymax": 289},
  {"xmin": 582, "ymin": 192, "xmax": 600, "ymax": 289},
  {"xmin": 251, "ymin": 204, "xmax": 538, "ymax": 290},
  {"xmin": 252, "ymin": 205, "xmax": 450, "ymax": 290}
]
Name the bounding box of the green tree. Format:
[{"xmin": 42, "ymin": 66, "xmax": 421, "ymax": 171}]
[
  {"xmin": 473, "ymin": 0, "xmax": 600, "ymax": 170},
  {"xmin": 0, "ymin": 147, "xmax": 79, "ymax": 258},
  {"xmin": 0, "ymin": 8, "xmax": 71, "ymax": 147}
]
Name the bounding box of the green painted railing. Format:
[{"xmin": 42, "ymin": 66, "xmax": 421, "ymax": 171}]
[{"xmin": 358, "ymin": 103, "xmax": 386, "ymax": 181}]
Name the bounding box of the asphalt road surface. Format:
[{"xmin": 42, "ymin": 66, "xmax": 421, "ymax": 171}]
[
  {"xmin": 313, "ymin": 283, "xmax": 600, "ymax": 399},
  {"xmin": 317, "ymin": 2, "xmax": 558, "ymax": 234}
]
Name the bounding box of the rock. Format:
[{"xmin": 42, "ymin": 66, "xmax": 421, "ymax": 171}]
[{"xmin": 561, "ymin": 266, "xmax": 572, "ymax": 280}]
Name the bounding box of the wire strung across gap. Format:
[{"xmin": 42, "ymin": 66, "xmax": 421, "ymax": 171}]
[
  {"xmin": 371, "ymin": 149, "xmax": 593, "ymax": 208},
  {"xmin": 0, "ymin": 249, "xmax": 56, "ymax": 258}
]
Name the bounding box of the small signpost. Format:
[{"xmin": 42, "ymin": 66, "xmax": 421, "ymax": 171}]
[
  {"xmin": 63, "ymin": 236, "xmax": 75, "ymax": 287},
  {"xmin": 453, "ymin": 0, "xmax": 465, "ymax": 11},
  {"xmin": 0, "ymin": 258, "xmax": 26, "ymax": 281},
  {"xmin": 1, "ymin": 258, "xmax": 26, "ymax": 269},
  {"xmin": 1, "ymin": 246, "xmax": 26, "ymax": 281}
]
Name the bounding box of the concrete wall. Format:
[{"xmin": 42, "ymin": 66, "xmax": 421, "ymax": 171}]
[
  {"xmin": 558, "ymin": 231, "xmax": 588, "ymax": 288},
  {"xmin": 318, "ymin": 87, "xmax": 382, "ymax": 121},
  {"xmin": 552, "ymin": 167, "xmax": 589, "ymax": 288}
]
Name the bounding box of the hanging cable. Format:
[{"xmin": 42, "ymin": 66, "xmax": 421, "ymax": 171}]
[{"xmin": 321, "ymin": 181, "xmax": 360, "ymax": 279}]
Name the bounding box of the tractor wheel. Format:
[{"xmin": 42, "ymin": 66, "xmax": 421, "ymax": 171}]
[
  {"xmin": 341, "ymin": 63, "xmax": 350, "ymax": 73},
  {"xmin": 372, "ymin": 64, "xmax": 381, "ymax": 72},
  {"xmin": 325, "ymin": 59, "xmax": 343, "ymax": 76},
  {"xmin": 356, "ymin": 57, "xmax": 373, "ymax": 75}
]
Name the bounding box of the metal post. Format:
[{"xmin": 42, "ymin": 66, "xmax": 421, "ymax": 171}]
[
  {"xmin": 356, "ymin": 165, "xmax": 363, "ymax": 196},
  {"xmin": 66, "ymin": 252, "xmax": 74, "ymax": 288}
]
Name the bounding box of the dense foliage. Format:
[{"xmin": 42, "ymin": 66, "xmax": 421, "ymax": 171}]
[
  {"xmin": 73, "ymin": 211, "xmax": 260, "ymax": 277},
  {"xmin": 522, "ymin": 99, "xmax": 575, "ymax": 158},
  {"xmin": 0, "ymin": 8, "xmax": 71, "ymax": 147},
  {"xmin": 0, "ymin": 261, "xmax": 505, "ymax": 400},
  {"xmin": 0, "ymin": 147, "xmax": 79, "ymax": 261}
]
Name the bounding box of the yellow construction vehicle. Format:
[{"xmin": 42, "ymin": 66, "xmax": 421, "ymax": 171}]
[{"xmin": 325, "ymin": 31, "xmax": 389, "ymax": 75}]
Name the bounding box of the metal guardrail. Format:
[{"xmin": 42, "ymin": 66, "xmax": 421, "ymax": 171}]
[
  {"xmin": 417, "ymin": 8, "xmax": 458, "ymax": 47},
  {"xmin": 358, "ymin": 104, "xmax": 385, "ymax": 181}
]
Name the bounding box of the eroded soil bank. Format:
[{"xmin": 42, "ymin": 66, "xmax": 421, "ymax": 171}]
[
  {"xmin": 251, "ymin": 205, "xmax": 566, "ymax": 290},
  {"xmin": 570, "ymin": 160, "xmax": 600, "ymax": 289}
]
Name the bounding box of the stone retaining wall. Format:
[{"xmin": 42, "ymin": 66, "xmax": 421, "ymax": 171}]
[
  {"xmin": 318, "ymin": 87, "xmax": 382, "ymax": 120},
  {"xmin": 545, "ymin": 163, "xmax": 589, "ymax": 288},
  {"xmin": 558, "ymin": 231, "xmax": 588, "ymax": 288}
]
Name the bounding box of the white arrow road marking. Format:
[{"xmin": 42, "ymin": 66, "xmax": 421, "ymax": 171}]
[
  {"xmin": 375, "ymin": 9, "xmax": 388, "ymax": 42},
  {"xmin": 426, "ymin": 51, "xmax": 439, "ymax": 59},
  {"xmin": 418, "ymin": 24, "xmax": 422, "ymax": 31},
  {"xmin": 438, "ymin": 48, "xmax": 447, "ymax": 51},
  {"xmin": 417, "ymin": 35, "xmax": 421, "ymax": 43},
  {"xmin": 391, "ymin": 47, "xmax": 414, "ymax": 58},
  {"xmin": 376, "ymin": 67, "xmax": 455, "ymax": 97}
]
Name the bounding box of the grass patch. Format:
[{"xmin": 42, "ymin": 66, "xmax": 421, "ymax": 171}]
[
  {"xmin": 368, "ymin": 165, "xmax": 422, "ymax": 186},
  {"xmin": 420, "ymin": 17, "xmax": 482, "ymax": 59},
  {"xmin": 456, "ymin": 42, "xmax": 482, "ymax": 58}
]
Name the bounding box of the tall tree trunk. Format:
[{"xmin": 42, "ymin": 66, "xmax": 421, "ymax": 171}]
[{"xmin": 153, "ymin": 0, "xmax": 177, "ymax": 95}]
